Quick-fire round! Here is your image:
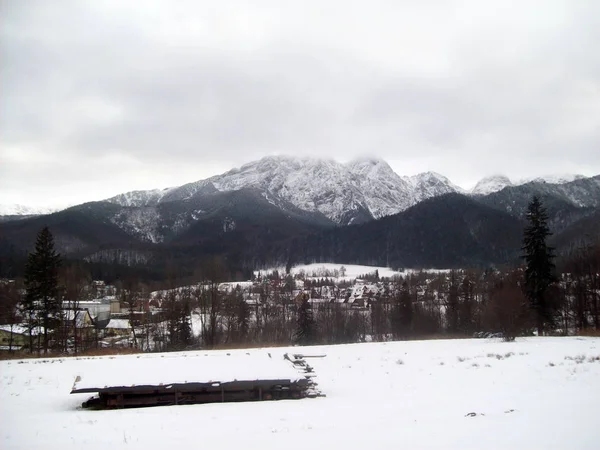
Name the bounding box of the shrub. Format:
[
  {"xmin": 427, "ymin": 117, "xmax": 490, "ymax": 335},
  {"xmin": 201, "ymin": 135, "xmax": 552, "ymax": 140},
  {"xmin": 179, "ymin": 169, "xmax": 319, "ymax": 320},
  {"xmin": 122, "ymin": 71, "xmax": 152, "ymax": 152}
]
[{"xmin": 484, "ymin": 284, "xmax": 529, "ymax": 341}]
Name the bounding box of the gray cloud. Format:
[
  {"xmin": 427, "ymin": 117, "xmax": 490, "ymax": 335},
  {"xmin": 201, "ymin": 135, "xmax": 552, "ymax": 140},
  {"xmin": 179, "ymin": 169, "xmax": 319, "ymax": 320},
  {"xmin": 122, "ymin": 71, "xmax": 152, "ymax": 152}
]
[{"xmin": 1, "ymin": 0, "xmax": 599, "ymax": 206}]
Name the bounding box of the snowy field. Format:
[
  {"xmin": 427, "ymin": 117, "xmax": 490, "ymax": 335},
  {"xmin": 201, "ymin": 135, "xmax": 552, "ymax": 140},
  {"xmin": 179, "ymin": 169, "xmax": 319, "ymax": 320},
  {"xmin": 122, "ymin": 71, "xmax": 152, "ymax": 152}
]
[
  {"xmin": 72, "ymin": 351, "xmax": 303, "ymax": 392},
  {"xmin": 255, "ymin": 263, "xmax": 449, "ymax": 280},
  {"xmin": 2, "ymin": 337, "xmax": 600, "ymax": 449}
]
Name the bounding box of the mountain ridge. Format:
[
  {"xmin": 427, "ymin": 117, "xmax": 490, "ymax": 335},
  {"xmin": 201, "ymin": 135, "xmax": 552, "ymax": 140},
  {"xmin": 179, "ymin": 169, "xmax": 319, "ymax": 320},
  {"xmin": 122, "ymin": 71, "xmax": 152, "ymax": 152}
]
[
  {"xmin": 2, "ymin": 156, "xmax": 592, "ymax": 225},
  {"xmin": 1, "ymin": 156, "xmax": 598, "ymax": 275},
  {"xmin": 101, "ymin": 156, "xmax": 508, "ymax": 225}
]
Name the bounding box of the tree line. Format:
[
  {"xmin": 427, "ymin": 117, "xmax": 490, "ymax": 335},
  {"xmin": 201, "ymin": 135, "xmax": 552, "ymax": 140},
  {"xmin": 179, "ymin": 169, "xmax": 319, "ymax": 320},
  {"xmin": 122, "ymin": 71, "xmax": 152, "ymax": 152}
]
[{"xmin": 1, "ymin": 196, "xmax": 599, "ymax": 355}]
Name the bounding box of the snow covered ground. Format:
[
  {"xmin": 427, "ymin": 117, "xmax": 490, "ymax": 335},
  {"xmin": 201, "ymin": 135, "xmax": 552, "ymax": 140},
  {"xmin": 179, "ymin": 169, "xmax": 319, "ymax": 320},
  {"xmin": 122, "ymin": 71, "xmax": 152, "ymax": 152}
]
[
  {"xmin": 255, "ymin": 263, "xmax": 449, "ymax": 280},
  {"xmin": 72, "ymin": 351, "xmax": 302, "ymax": 392},
  {"xmin": 2, "ymin": 337, "xmax": 599, "ymax": 449}
]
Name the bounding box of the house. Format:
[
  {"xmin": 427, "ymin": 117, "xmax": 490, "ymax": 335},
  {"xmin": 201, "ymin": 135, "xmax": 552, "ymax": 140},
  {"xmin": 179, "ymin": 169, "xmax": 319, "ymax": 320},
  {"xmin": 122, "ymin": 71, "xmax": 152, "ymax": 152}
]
[
  {"xmin": 102, "ymin": 318, "xmax": 143, "ymax": 348},
  {"xmin": 62, "ymin": 300, "xmax": 110, "ymax": 320},
  {"xmin": 62, "ymin": 309, "xmax": 97, "ymax": 350},
  {"xmin": 0, "ymin": 324, "xmax": 43, "ymax": 351},
  {"xmin": 104, "ymin": 318, "xmax": 133, "ymax": 336},
  {"xmin": 342, "ymin": 283, "xmax": 384, "ymax": 308},
  {"xmin": 63, "ymin": 309, "xmax": 95, "ymax": 328},
  {"xmin": 110, "ymin": 297, "xmax": 121, "ymax": 314}
]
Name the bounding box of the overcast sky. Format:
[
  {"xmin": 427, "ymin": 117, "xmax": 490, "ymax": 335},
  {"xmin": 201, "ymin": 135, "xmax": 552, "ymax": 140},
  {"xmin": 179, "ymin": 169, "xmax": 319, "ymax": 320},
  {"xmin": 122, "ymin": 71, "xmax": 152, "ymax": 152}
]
[{"xmin": 1, "ymin": 0, "xmax": 599, "ymax": 208}]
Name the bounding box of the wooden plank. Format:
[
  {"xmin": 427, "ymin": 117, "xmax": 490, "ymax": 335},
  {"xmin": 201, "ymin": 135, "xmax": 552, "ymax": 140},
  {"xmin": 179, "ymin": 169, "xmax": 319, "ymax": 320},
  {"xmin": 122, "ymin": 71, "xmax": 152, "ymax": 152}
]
[{"xmin": 74, "ymin": 354, "xmax": 324, "ymax": 409}]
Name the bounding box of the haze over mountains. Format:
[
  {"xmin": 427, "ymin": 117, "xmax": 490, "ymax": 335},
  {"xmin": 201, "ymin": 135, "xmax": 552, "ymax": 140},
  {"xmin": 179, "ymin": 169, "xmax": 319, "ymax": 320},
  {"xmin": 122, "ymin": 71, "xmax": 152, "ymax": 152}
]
[{"xmin": 1, "ymin": 155, "xmax": 598, "ymax": 276}]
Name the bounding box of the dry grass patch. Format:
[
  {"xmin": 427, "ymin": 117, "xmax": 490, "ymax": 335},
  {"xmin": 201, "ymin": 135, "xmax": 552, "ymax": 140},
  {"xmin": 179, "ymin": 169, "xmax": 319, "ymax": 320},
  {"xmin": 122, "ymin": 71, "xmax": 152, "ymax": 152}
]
[{"xmin": 578, "ymin": 329, "xmax": 600, "ymax": 337}]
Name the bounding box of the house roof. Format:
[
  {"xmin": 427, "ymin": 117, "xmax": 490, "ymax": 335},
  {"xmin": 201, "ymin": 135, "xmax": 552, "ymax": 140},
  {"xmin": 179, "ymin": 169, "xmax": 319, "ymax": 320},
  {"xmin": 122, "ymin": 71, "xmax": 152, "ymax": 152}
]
[
  {"xmin": 64, "ymin": 309, "xmax": 94, "ymax": 328},
  {"xmin": 0, "ymin": 324, "xmax": 44, "ymax": 336},
  {"xmin": 106, "ymin": 319, "xmax": 131, "ymax": 330}
]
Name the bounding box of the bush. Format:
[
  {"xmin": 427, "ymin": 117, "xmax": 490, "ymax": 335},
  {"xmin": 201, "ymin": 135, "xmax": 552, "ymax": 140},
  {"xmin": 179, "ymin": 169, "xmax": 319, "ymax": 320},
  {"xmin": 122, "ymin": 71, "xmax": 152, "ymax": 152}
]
[{"xmin": 485, "ymin": 284, "xmax": 529, "ymax": 341}]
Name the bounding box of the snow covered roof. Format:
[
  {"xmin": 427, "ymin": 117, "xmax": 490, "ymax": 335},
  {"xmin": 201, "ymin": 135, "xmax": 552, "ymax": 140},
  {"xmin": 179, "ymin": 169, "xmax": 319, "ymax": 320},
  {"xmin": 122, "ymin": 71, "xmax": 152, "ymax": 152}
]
[
  {"xmin": 63, "ymin": 310, "xmax": 94, "ymax": 328},
  {"xmin": 346, "ymin": 283, "xmax": 384, "ymax": 300},
  {"xmin": 105, "ymin": 319, "xmax": 131, "ymax": 330},
  {"xmin": 0, "ymin": 324, "xmax": 43, "ymax": 335}
]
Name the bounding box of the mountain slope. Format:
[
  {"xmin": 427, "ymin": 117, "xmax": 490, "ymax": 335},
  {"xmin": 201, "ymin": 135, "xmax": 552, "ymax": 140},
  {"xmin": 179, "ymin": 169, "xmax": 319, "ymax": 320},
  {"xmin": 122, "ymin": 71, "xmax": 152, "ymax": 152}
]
[
  {"xmin": 279, "ymin": 193, "xmax": 524, "ymax": 269},
  {"xmin": 106, "ymin": 189, "xmax": 170, "ymax": 208},
  {"xmin": 104, "ymin": 156, "xmax": 596, "ymax": 227},
  {"xmin": 475, "ymin": 175, "xmax": 600, "ymax": 233},
  {"xmin": 106, "ymin": 156, "xmax": 466, "ymax": 225},
  {"xmin": 345, "ymin": 157, "xmax": 416, "ymax": 219},
  {"xmin": 152, "ymin": 156, "xmax": 375, "ymax": 225},
  {"xmin": 0, "ymin": 202, "xmax": 139, "ymax": 256},
  {"xmin": 553, "ymin": 207, "xmax": 600, "ymax": 252},
  {"xmin": 3, "ymin": 156, "xmax": 598, "ymax": 275},
  {"xmin": 0, "ymin": 188, "xmax": 334, "ymax": 271}
]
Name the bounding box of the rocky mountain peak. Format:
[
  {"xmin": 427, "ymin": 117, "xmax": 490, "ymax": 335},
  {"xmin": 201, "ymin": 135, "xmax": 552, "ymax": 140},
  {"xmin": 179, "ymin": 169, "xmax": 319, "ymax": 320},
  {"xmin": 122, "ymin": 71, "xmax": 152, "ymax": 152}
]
[{"xmin": 471, "ymin": 175, "xmax": 513, "ymax": 196}]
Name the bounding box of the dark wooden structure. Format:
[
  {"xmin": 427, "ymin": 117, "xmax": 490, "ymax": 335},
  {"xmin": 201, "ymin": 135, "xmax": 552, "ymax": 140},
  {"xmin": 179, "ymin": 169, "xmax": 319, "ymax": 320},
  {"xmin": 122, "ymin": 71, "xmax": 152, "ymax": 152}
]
[{"xmin": 72, "ymin": 353, "xmax": 324, "ymax": 409}]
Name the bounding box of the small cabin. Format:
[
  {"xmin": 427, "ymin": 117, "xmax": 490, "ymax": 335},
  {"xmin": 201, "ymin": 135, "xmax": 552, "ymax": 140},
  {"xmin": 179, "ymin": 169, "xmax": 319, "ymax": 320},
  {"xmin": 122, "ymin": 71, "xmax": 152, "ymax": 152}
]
[{"xmin": 0, "ymin": 324, "xmax": 43, "ymax": 351}]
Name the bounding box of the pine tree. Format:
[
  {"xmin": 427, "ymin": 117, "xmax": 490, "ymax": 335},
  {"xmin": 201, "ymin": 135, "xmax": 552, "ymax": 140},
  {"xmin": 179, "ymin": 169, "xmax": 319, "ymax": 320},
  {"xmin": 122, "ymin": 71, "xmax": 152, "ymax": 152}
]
[
  {"xmin": 446, "ymin": 272, "xmax": 459, "ymax": 333},
  {"xmin": 236, "ymin": 294, "xmax": 250, "ymax": 342},
  {"xmin": 459, "ymin": 277, "xmax": 475, "ymax": 335},
  {"xmin": 392, "ymin": 281, "xmax": 412, "ymax": 339},
  {"xmin": 24, "ymin": 226, "xmax": 62, "ymax": 353},
  {"xmin": 398, "ymin": 281, "xmax": 413, "ymax": 338},
  {"xmin": 522, "ymin": 196, "xmax": 557, "ymax": 335},
  {"xmin": 177, "ymin": 298, "xmax": 193, "ymax": 349},
  {"xmin": 295, "ymin": 294, "xmax": 314, "ymax": 345}
]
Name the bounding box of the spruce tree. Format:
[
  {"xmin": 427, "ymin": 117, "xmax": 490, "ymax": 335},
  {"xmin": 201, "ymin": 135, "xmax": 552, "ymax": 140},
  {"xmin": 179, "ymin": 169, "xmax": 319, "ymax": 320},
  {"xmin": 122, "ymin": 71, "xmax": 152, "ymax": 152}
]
[
  {"xmin": 236, "ymin": 294, "xmax": 250, "ymax": 342},
  {"xmin": 459, "ymin": 277, "xmax": 475, "ymax": 335},
  {"xmin": 398, "ymin": 281, "xmax": 413, "ymax": 338},
  {"xmin": 177, "ymin": 298, "xmax": 193, "ymax": 349},
  {"xmin": 24, "ymin": 226, "xmax": 62, "ymax": 353},
  {"xmin": 295, "ymin": 295, "xmax": 314, "ymax": 345},
  {"xmin": 522, "ymin": 196, "xmax": 557, "ymax": 335},
  {"xmin": 446, "ymin": 272, "xmax": 459, "ymax": 333}
]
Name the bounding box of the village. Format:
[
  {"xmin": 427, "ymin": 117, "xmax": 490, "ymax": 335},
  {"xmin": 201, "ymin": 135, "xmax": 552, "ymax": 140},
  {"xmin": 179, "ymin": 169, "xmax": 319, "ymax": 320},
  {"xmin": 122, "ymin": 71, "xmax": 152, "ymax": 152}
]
[
  {"xmin": 1, "ymin": 262, "xmax": 598, "ymax": 354},
  {"xmin": 0, "ymin": 265, "xmax": 443, "ymax": 353}
]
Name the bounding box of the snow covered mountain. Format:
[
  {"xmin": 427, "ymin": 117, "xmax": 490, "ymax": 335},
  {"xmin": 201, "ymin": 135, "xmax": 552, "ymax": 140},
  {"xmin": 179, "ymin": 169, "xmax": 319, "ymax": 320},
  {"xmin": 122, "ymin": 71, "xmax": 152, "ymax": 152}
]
[
  {"xmin": 106, "ymin": 189, "xmax": 172, "ymax": 208},
  {"xmin": 471, "ymin": 174, "xmax": 586, "ymax": 195},
  {"xmin": 205, "ymin": 156, "xmax": 372, "ymax": 224},
  {"xmin": 345, "ymin": 158, "xmax": 415, "ymax": 218},
  {"xmin": 471, "ymin": 175, "xmax": 514, "ymax": 196},
  {"xmin": 524, "ymin": 174, "xmax": 587, "ymax": 185},
  {"xmin": 103, "ymin": 156, "xmax": 595, "ymax": 231},
  {"xmin": 407, "ymin": 171, "xmax": 465, "ymax": 202},
  {"xmin": 2, "ymin": 166, "xmax": 598, "ymax": 269},
  {"xmin": 0, "ymin": 204, "xmax": 60, "ymax": 217},
  {"xmin": 106, "ymin": 156, "xmax": 466, "ymax": 225}
]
